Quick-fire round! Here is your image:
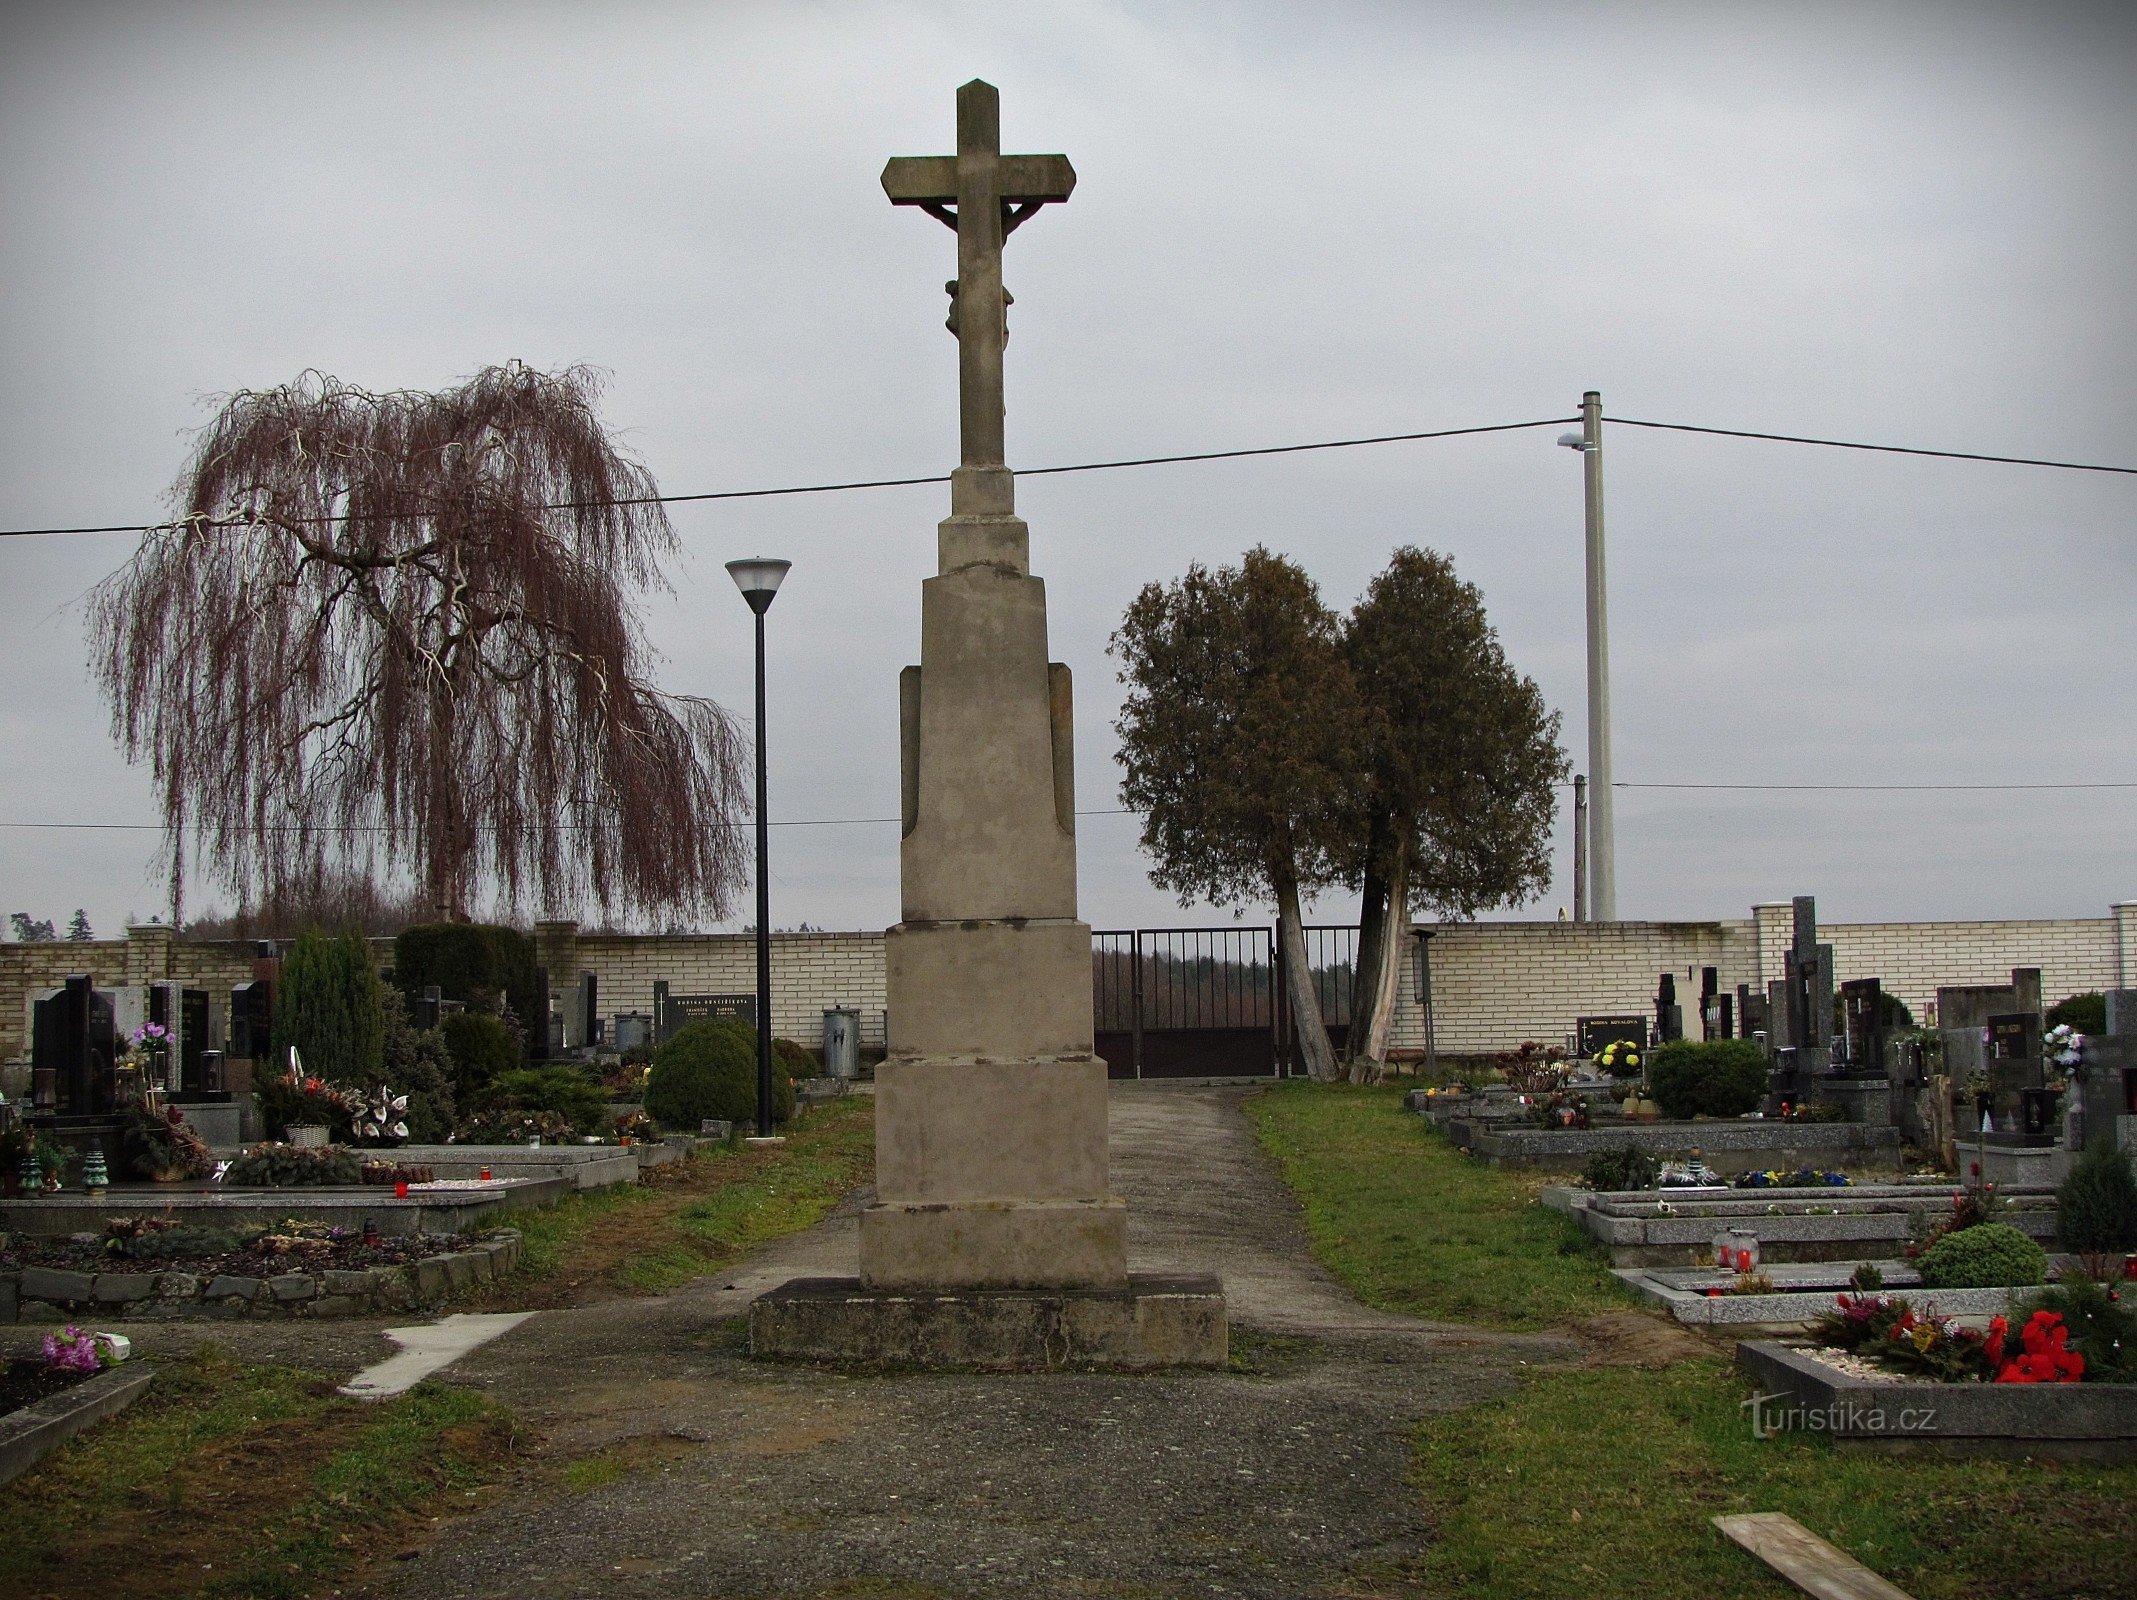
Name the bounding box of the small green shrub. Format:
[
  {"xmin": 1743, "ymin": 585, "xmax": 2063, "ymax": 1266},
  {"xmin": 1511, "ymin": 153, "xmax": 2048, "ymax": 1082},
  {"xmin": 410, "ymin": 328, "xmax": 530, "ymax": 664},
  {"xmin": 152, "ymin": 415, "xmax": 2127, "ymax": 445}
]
[
  {"xmin": 644, "ymin": 1020, "xmax": 794, "ymax": 1131},
  {"xmin": 223, "ymin": 1143, "xmax": 363, "ymax": 1187},
  {"xmin": 1581, "ymin": 1145, "xmax": 1658, "ymax": 1192},
  {"xmin": 451, "ymin": 1107, "xmax": 574, "ymax": 1145},
  {"xmin": 381, "ymin": 994, "xmax": 456, "ymax": 1143},
  {"xmin": 479, "ymin": 1065, "xmax": 608, "ymax": 1137},
  {"xmin": 2057, "ymin": 1142, "xmax": 2137, "ymax": 1273},
  {"xmin": 1645, "ymin": 1040, "xmax": 1768, "ymax": 1120},
  {"xmin": 441, "ymin": 1011, "xmax": 521, "ymax": 1107},
  {"xmin": 773, "ymin": 1036, "xmax": 817, "ymax": 1082},
  {"xmin": 1915, "ymin": 1221, "xmax": 2047, "ymax": 1289},
  {"xmin": 2016, "ymin": 1271, "xmax": 2137, "ymax": 1382},
  {"xmin": 2045, "ymin": 992, "xmax": 2106, "ymax": 1035}
]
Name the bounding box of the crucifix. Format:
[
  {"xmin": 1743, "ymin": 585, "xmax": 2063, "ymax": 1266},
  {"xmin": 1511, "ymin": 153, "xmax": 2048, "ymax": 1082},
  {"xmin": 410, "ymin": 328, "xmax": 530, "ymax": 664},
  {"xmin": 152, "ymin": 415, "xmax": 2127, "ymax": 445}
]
[{"xmin": 883, "ymin": 80, "xmax": 1074, "ymax": 515}]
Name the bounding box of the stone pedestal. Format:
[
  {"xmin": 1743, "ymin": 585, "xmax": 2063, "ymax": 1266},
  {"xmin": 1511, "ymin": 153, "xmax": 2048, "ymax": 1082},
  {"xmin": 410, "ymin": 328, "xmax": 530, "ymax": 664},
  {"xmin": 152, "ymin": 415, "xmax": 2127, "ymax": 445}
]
[
  {"xmin": 863, "ymin": 495, "xmax": 1127, "ymax": 1296},
  {"xmin": 750, "ymin": 488, "xmax": 1224, "ymax": 1369}
]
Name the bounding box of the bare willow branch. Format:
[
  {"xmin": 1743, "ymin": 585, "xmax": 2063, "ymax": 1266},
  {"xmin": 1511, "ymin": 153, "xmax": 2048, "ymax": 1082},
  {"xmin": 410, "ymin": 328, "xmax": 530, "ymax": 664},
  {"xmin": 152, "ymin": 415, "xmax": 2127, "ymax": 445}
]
[{"xmin": 90, "ymin": 362, "xmax": 749, "ymax": 925}]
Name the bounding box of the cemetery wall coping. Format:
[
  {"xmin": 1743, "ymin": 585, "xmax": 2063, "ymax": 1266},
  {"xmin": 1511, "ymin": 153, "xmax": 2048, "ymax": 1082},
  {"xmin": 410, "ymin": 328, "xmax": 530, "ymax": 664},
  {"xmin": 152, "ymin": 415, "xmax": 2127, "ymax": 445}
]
[{"xmin": 0, "ymin": 1229, "xmax": 521, "ymax": 1322}]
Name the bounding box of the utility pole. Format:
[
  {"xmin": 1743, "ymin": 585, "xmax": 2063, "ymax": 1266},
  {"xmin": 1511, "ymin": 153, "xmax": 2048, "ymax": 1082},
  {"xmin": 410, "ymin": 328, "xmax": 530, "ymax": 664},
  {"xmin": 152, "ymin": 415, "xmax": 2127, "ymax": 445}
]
[{"xmin": 1571, "ymin": 390, "xmax": 1616, "ymax": 920}]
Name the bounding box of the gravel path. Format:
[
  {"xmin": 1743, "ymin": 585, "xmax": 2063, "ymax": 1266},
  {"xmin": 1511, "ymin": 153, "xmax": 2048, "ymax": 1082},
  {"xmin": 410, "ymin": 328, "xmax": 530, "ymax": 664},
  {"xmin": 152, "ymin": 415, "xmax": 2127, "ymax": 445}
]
[{"xmin": 12, "ymin": 1084, "xmax": 1593, "ymax": 1598}]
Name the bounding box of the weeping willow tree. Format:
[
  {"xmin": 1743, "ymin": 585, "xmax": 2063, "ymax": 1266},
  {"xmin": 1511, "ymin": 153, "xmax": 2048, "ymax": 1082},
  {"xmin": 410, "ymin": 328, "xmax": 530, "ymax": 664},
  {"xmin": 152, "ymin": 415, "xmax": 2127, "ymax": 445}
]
[{"xmin": 91, "ymin": 363, "xmax": 748, "ymax": 924}]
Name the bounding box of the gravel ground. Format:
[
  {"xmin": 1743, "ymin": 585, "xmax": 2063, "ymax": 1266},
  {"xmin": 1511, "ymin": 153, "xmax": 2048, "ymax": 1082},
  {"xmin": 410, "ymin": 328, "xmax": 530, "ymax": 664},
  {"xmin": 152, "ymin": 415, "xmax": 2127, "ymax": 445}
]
[{"xmin": 6, "ymin": 1083, "xmax": 1599, "ymax": 1598}]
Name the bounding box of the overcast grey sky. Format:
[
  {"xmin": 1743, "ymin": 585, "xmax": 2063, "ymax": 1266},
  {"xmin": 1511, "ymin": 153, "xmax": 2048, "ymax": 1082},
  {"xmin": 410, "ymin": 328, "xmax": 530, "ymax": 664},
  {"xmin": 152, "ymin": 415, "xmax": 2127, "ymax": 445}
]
[{"xmin": 2, "ymin": 0, "xmax": 2131, "ymax": 938}]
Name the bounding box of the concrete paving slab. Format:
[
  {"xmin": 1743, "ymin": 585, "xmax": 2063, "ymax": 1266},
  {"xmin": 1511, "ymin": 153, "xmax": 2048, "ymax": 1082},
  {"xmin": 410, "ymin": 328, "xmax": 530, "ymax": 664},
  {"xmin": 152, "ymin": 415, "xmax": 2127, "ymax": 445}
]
[{"xmin": 338, "ymin": 1312, "xmax": 535, "ymax": 1400}]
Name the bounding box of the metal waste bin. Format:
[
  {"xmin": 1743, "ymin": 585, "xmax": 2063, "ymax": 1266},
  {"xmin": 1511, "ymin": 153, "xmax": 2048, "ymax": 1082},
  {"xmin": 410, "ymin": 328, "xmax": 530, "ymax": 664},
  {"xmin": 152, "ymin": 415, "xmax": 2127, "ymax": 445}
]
[{"xmin": 822, "ymin": 1007, "xmax": 859, "ymax": 1080}]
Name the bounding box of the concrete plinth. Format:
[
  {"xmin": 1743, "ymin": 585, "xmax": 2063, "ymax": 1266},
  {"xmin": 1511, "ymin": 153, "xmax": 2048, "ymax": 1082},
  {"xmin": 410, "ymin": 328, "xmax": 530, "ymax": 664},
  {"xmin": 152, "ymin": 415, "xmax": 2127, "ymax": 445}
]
[
  {"xmin": 861, "ymin": 1197, "xmax": 1127, "ymax": 1290},
  {"xmin": 749, "ymin": 1273, "xmax": 1228, "ymax": 1371}
]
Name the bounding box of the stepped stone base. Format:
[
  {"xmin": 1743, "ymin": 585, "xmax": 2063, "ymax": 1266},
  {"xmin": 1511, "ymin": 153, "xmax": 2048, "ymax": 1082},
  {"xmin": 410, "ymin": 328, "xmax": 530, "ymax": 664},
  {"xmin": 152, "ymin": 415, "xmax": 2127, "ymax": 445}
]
[{"xmin": 749, "ymin": 1273, "xmax": 1228, "ymax": 1371}]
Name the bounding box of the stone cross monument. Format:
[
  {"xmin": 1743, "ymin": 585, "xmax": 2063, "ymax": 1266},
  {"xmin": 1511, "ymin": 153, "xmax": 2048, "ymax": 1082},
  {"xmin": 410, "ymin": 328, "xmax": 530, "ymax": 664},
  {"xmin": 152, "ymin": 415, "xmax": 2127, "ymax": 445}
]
[{"xmin": 750, "ymin": 81, "xmax": 1224, "ymax": 1368}]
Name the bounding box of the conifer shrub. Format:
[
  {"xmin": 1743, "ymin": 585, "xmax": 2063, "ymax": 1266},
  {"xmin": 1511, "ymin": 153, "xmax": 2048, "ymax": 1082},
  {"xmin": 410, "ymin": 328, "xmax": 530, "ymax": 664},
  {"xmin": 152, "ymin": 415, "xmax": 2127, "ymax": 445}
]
[
  {"xmin": 478, "ymin": 1065, "xmax": 608, "ymax": 1137},
  {"xmin": 645, "ymin": 1020, "xmax": 795, "ymax": 1130},
  {"xmin": 392, "ymin": 922, "xmax": 540, "ymax": 1042},
  {"xmin": 441, "ymin": 1011, "xmax": 521, "ymax": 1107},
  {"xmin": 2018, "ymin": 1271, "xmax": 2137, "ymax": 1382},
  {"xmin": 1581, "ymin": 1145, "xmax": 1659, "ymax": 1192},
  {"xmin": 1645, "ymin": 1040, "xmax": 1768, "ymax": 1120},
  {"xmin": 1915, "ymin": 1221, "xmax": 2048, "ymax": 1289},
  {"xmin": 380, "ymin": 994, "xmax": 456, "ymax": 1143},
  {"xmin": 2057, "ymin": 1142, "xmax": 2137, "ymax": 1278},
  {"xmin": 270, "ymin": 928, "xmax": 385, "ymax": 1085}
]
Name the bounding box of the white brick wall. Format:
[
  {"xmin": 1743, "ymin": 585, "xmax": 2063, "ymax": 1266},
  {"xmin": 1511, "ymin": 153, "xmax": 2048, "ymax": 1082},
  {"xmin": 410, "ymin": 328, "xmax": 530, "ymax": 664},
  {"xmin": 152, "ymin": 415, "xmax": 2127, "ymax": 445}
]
[{"xmin": 6, "ymin": 903, "xmax": 2129, "ymax": 1065}]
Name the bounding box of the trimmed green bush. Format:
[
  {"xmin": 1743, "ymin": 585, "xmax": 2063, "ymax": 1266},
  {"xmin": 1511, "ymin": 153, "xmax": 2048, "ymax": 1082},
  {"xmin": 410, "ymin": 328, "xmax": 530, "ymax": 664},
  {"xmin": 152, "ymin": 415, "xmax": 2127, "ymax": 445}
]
[
  {"xmin": 2045, "ymin": 992, "xmax": 2106, "ymax": 1035},
  {"xmin": 1581, "ymin": 1145, "xmax": 1659, "ymax": 1192},
  {"xmin": 441, "ymin": 1011, "xmax": 520, "ymax": 1107},
  {"xmin": 2057, "ymin": 1142, "xmax": 2137, "ymax": 1271},
  {"xmin": 773, "ymin": 1036, "xmax": 817, "ymax": 1082},
  {"xmin": 271, "ymin": 928, "xmax": 385, "ymax": 1086},
  {"xmin": 480, "ymin": 1065, "xmax": 608, "ymax": 1137},
  {"xmin": 392, "ymin": 923, "xmax": 539, "ymax": 1044},
  {"xmin": 645, "ymin": 1020, "xmax": 795, "ymax": 1131},
  {"xmin": 1645, "ymin": 1040, "xmax": 1768, "ymax": 1120},
  {"xmin": 1915, "ymin": 1221, "xmax": 2047, "ymax": 1289},
  {"xmin": 224, "ymin": 1143, "xmax": 363, "ymax": 1187}
]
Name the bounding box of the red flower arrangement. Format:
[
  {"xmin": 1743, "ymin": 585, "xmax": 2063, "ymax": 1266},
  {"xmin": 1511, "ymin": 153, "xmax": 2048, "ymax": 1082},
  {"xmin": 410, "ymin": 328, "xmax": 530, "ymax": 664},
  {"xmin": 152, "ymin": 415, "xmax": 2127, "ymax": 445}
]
[{"xmin": 1995, "ymin": 1310, "xmax": 2084, "ymax": 1384}]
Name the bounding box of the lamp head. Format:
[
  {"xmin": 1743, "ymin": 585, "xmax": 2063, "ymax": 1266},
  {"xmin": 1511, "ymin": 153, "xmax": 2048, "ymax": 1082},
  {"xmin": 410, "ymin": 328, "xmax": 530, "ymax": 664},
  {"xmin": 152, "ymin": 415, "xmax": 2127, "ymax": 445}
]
[
  {"xmin": 1557, "ymin": 432, "xmax": 1589, "ymax": 451},
  {"xmin": 726, "ymin": 558, "xmax": 792, "ymax": 614}
]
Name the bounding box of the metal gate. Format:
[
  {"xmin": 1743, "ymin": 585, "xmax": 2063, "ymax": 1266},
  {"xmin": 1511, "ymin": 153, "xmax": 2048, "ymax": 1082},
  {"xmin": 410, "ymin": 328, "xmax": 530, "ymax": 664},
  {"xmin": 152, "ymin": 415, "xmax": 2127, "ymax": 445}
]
[{"xmin": 1091, "ymin": 925, "xmax": 1356, "ymax": 1079}]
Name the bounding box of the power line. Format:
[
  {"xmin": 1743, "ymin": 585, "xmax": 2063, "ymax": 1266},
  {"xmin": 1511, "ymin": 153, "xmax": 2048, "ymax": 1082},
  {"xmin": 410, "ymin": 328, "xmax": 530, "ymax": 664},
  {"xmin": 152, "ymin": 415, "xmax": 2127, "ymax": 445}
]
[
  {"xmin": 7, "ymin": 407, "xmax": 2132, "ymax": 542},
  {"xmin": 1614, "ymin": 781, "xmax": 2137, "ymax": 792},
  {"xmin": 0, "ymin": 808, "xmax": 1138, "ymax": 834},
  {"xmin": 0, "ymin": 417, "xmax": 1577, "ymax": 540},
  {"xmin": 6, "ymin": 786, "xmax": 2133, "ymax": 840},
  {"xmin": 1607, "ymin": 417, "xmax": 2137, "ymax": 476}
]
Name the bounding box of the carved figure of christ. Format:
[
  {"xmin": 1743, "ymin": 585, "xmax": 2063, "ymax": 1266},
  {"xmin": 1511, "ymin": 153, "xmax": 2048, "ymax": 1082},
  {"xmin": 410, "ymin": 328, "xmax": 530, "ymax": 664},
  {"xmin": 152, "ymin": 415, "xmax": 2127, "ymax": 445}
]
[{"xmin": 882, "ymin": 79, "xmax": 1074, "ymax": 507}]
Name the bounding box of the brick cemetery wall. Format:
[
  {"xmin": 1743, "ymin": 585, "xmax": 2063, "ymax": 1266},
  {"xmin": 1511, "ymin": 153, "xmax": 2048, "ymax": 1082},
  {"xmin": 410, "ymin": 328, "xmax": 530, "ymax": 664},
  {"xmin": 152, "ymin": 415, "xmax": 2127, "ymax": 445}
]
[{"xmin": 4, "ymin": 904, "xmax": 2130, "ymax": 1066}]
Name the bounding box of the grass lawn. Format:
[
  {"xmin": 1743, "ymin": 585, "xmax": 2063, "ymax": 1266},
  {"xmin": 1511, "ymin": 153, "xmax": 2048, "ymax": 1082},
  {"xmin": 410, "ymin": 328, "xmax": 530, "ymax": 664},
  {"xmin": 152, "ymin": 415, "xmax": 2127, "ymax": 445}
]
[
  {"xmin": 0, "ymin": 1346, "xmax": 520, "ymax": 1600},
  {"xmin": 477, "ymin": 1093, "xmax": 876, "ymax": 1307},
  {"xmin": 1250, "ymin": 1079, "xmax": 2137, "ymax": 1599},
  {"xmin": 1246, "ymin": 1079, "xmax": 1631, "ymax": 1329}
]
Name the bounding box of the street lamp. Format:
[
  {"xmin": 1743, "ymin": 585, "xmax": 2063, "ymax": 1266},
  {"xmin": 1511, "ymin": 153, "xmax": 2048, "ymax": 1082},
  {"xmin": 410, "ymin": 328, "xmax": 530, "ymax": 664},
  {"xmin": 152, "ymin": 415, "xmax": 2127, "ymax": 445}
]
[{"xmin": 726, "ymin": 557, "xmax": 791, "ymax": 1139}]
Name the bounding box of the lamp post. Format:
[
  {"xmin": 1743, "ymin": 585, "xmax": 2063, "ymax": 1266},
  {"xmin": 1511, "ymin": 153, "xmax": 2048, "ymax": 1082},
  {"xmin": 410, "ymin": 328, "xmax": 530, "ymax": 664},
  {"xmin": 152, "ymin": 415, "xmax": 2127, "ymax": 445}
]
[
  {"xmin": 726, "ymin": 558, "xmax": 791, "ymax": 1139},
  {"xmin": 1558, "ymin": 390, "xmax": 1615, "ymax": 920}
]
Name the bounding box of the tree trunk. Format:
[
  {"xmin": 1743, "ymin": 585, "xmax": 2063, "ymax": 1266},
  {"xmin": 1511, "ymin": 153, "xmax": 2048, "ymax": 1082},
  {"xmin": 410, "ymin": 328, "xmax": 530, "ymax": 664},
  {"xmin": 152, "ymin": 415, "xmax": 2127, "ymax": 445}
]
[
  {"xmin": 1350, "ymin": 816, "xmax": 1401, "ymax": 1068},
  {"xmin": 425, "ymin": 673, "xmax": 465, "ymax": 921},
  {"xmin": 1349, "ymin": 811, "xmax": 1398, "ymax": 1074},
  {"xmin": 1355, "ymin": 835, "xmax": 1411, "ymax": 1079},
  {"xmin": 1275, "ymin": 867, "xmax": 1339, "ymax": 1082}
]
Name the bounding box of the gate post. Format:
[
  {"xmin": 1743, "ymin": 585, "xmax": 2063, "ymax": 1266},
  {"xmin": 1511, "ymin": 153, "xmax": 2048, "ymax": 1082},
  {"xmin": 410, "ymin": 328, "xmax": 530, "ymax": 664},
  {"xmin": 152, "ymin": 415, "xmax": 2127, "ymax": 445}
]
[
  {"xmin": 1130, "ymin": 930, "xmax": 1144, "ymax": 1079},
  {"xmin": 1272, "ymin": 926, "xmax": 1289, "ymax": 1077}
]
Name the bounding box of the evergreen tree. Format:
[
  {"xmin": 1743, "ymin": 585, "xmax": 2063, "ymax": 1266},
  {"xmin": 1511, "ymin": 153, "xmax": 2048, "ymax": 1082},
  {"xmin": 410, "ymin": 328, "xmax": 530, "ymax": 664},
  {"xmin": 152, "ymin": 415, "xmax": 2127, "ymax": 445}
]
[
  {"xmin": 1111, "ymin": 549, "xmax": 1355, "ymax": 1079},
  {"xmin": 66, "ymin": 910, "xmax": 93, "ymax": 941},
  {"xmin": 271, "ymin": 928, "xmax": 386, "ymax": 1088}
]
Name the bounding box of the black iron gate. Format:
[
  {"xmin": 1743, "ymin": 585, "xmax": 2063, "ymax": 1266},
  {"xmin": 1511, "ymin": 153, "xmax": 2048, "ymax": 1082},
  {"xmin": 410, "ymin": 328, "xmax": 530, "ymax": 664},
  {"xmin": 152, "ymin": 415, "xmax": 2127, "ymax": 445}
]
[{"xmin": 1092, "ymin": 925, "xmax": 1356, "ymax": 1079}]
